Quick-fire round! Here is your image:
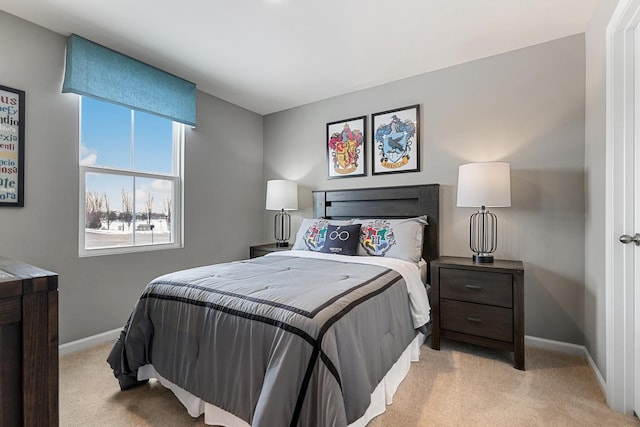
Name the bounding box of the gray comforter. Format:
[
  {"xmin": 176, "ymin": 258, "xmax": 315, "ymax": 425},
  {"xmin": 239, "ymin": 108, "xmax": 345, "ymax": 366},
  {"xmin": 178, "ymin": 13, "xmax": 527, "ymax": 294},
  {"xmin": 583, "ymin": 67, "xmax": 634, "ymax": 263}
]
[{"xmin": 108, "ymin": 254, "xmax": 421, "ymax": 427}]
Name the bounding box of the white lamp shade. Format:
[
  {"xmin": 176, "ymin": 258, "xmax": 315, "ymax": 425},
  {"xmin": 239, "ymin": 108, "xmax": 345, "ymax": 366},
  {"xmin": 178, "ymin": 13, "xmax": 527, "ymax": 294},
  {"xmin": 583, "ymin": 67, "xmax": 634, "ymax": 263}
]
[
  {"xmin": 457, "ymin": 162, "xmax": 511, "ymax": 208},
  {"xmin": 265, "ymin": 180, "xmax": 298, "ymax": 211}
]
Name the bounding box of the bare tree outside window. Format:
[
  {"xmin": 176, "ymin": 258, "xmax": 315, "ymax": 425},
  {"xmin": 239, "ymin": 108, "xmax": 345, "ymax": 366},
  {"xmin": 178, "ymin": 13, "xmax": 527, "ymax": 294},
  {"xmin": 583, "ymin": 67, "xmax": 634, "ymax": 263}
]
[
  {"xmin": 102, "ymin": 192, "xmax": 116, "ymax": 230},
  {"xmin": 85, "ymin": 191, "xmax": 103, "ymax": 229},
  {"xmin": 164, "ymin": 195, "xmax": 171, "ymax": 228},
  {"xmin": 120, "ymin": 189, "xmax": 132, "ymax": 230},
  {"xmin": 145, "ymin": 193, "xmax": 154, "ymax": 225}
]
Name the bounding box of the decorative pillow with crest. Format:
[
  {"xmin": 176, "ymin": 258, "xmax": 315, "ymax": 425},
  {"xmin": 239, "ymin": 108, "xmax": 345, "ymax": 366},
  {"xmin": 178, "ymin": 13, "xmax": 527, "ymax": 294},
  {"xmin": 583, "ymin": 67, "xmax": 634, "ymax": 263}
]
[
  {"xmin": 291, "ymin": 218, "xmax": 354, "ymax": 252},
  {"xmin": 355, "ymin": 216, "xmax": 428, "ymax": 264}
]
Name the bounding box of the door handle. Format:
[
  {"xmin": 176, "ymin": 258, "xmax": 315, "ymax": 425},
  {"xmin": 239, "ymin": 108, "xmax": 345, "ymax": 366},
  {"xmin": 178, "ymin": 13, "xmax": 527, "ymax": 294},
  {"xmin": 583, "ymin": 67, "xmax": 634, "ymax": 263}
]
[{"xmin": 619, "ymin": 233, "xmax": 640, "ymax": 246}]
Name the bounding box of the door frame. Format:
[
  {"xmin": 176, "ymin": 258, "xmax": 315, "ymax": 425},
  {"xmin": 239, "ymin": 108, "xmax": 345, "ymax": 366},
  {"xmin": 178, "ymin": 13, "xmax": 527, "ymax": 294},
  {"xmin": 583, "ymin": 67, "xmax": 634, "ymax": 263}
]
[{"xmin": 606, "ymin": 0, "xmax": 640, "ymax": 414}]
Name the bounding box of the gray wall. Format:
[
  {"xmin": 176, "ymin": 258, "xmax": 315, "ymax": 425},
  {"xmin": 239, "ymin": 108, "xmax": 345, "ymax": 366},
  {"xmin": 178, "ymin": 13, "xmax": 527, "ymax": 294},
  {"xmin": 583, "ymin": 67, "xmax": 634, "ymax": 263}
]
[
  {"xmin": 0, "ymin": 11, "xmax": 265, "ymax": 343},
  {"xmin": 585, "ymin": 0, "xmax": 620, "ymax": 379},
  {"xmin": 0, "ymin": 9, "xmax": 595, "ymax": 351},
  {"xmin": 264, "ymin": 35, "xmax": 587, "ymax": 344}
]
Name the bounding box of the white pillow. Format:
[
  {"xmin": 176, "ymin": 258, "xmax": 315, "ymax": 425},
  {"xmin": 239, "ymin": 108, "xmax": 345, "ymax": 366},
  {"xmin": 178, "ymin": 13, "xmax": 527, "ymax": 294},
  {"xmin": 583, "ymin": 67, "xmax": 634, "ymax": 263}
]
[
  {"xmin": 292, "ymin": 218, "xmax": 354, "ymax": 252},
  {"xmin": 354, "ymin": 216, "xmax": 427, "ymax": 264}
]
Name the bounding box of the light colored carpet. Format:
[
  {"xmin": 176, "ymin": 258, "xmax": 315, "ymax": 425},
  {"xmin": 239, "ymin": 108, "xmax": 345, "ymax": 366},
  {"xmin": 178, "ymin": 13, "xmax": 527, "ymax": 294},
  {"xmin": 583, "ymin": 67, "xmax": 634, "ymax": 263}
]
[{"xmin": 60, "ymin": 339, "xmax": 639, "ymax": 426}]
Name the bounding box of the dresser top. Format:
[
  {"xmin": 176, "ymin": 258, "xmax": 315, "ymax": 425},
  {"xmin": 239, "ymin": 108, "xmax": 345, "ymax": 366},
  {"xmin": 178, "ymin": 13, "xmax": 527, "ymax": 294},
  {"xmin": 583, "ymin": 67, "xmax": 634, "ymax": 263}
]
[
  {"xmin": 0, "ymin": 257, "xmax": 58, "ymax": 294},
  {"xmin": 0, "ymin": 257, "xmax": 56, "ymax": 279}
]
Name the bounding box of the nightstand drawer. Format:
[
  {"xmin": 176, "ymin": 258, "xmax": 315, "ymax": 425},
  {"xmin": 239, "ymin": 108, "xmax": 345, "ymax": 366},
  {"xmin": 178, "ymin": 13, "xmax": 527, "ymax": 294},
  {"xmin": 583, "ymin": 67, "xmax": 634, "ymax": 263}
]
[
  {"xmin": 440, "ymin": 299, "xmax": 513, "ymax": 342},
  {"xmin": 440, "ymin": 268, "xmax": 512, "ymax": 308}
]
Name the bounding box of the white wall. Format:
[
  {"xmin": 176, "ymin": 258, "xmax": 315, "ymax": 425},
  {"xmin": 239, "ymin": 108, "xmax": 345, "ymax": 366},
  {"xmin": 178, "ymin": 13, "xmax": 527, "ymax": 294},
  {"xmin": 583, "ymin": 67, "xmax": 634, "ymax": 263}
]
[
  {"xmin": 0, "ymin": 11, "xmax": 265, "ymax": 343},
  {"xmin": 264, "ymin": 35, "xmax": 587, "ymax": 344},
  {"xmin": 584, "ymin": 0, "xmax": 620, "ymax": 379}
]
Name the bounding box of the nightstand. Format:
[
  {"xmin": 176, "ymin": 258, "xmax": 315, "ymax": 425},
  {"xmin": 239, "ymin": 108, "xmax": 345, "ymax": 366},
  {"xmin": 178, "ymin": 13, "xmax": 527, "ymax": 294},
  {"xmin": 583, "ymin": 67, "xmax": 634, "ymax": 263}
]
[
  {"xmin": 430, "ymin": 256, "xmax": 525, "ymax": 370},
  {"xmin": 249, "ymin": 243, "xmax": 291, "ymax": 259}
]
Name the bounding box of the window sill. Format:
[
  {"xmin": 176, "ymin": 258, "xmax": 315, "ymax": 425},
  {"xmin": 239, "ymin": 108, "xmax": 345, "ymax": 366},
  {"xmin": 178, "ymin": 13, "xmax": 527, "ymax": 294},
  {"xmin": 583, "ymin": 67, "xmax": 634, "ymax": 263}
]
[{"xmin": 79, "ymin": 241, "xmax": 183, "ymax": 258}]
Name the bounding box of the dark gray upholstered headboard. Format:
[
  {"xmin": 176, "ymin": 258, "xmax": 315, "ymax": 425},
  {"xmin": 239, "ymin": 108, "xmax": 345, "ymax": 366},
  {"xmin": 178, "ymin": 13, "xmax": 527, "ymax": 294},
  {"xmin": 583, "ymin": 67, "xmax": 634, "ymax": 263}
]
[{"xmin": 312, "ymin": 184, "xmax": 440, "ymax": 279}]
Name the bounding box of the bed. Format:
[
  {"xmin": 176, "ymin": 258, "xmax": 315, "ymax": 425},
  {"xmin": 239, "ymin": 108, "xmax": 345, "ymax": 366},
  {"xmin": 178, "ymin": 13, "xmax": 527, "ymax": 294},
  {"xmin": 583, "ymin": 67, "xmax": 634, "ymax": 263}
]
[{"xmin": 108, "ymin": 184, "xmax": 440, "ymax": 426}]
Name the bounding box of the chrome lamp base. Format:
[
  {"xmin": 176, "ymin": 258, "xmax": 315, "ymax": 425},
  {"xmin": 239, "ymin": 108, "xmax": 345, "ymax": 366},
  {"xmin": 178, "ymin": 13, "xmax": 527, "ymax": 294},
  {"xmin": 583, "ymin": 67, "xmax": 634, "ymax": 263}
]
[
  {"xmin": 472, "ymin": 253, "xmax": 494, "ymax": 263},
  {"xmin": 274, "ymin": 209, "xmax": 291, "ymax": 248},
  {"xmin": 469, "ymin": 206, "xmax": 497, "ymax": 264}
]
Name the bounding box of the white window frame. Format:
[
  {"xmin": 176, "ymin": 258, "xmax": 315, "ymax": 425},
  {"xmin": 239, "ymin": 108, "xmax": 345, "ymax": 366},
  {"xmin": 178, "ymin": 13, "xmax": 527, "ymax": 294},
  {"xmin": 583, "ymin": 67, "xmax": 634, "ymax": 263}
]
[{"xmin": 78, "ymin": 99, "xmax": 184, "ymax": 257}]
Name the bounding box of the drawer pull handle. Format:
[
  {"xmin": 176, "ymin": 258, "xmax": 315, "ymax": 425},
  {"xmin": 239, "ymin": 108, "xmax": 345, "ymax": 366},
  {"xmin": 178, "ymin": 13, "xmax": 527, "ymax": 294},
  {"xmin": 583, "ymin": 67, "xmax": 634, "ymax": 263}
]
[
  {"xmin": 465, "ymin": 284, "xmax": 483, "ymax": 290},
  {"xmin": 466, "ymin": 316, "xmax": 482, "ymax": 323}
]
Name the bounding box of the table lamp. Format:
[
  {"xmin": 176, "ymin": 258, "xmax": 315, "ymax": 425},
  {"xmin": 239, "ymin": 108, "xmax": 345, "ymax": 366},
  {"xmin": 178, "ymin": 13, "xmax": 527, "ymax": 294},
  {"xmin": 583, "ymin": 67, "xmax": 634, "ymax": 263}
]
[
  {"xmin": 456, "ymin": 162, "xmax": 511, "ymax": 263},
  {"xmin": 265, "ymin": 180, "xmax": 298, "ymax": 247}
]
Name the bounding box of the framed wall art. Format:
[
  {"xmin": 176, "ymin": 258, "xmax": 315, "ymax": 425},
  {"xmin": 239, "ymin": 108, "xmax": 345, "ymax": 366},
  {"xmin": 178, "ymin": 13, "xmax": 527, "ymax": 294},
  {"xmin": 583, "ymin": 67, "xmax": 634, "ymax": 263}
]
[
  {"xmin": 372, "ymin": 104, "xmax": 419, "ymax": 175},
  {"xmin": 0, "ymin": 85, "xmax": 25, "ymax": 207},
  {"xmin": 326, "ymin": 115, "xmax": 366, "ymax": 179}
]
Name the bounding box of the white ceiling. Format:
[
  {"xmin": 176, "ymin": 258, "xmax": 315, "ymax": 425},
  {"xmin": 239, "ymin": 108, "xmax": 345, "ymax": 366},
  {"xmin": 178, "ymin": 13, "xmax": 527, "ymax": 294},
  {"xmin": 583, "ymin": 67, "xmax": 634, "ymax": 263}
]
[{"xmin": 0, "ymin": 0, "xmax": 598, "ymax": 115}]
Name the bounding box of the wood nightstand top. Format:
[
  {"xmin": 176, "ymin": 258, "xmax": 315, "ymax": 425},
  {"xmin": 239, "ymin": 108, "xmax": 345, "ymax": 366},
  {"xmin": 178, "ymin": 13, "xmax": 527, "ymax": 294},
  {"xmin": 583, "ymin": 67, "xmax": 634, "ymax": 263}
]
[
  {"xmin": 432, "ymin": 256, "xmax": 523, "ymax": 273},
  {"xmin": 249, "ymin": 243, "xmax": 291, "ymax": 258},
  {"xmin": 250, "ymin": 243, "xmax": 291, "ymax": 251}
]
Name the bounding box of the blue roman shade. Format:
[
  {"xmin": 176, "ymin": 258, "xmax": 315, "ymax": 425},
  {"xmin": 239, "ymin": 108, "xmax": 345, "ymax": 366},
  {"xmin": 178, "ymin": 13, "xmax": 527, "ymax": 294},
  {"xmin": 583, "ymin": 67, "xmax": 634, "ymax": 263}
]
[{"xmin": 62, "ymin": 34, "xmax": 196, "ymax": 127}]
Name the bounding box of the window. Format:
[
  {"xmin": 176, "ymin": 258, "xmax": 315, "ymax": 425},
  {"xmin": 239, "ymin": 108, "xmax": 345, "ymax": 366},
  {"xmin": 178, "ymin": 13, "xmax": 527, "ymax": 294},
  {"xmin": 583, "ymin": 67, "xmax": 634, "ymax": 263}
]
[{"xmin": 79, "ymin": 97, "xmax": 183, "ymax": 256}]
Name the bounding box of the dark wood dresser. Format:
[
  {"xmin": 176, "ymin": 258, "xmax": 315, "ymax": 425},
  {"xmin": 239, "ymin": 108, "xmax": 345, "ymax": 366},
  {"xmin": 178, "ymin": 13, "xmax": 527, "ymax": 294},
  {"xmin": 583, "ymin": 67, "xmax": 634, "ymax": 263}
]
[
  {"xmin": 0, "ymin": 257, "xmax": 58, "ymax": 426},
  {"xmin": 430, "ymin": 256, "xmax": 525, "ymax": 370}
]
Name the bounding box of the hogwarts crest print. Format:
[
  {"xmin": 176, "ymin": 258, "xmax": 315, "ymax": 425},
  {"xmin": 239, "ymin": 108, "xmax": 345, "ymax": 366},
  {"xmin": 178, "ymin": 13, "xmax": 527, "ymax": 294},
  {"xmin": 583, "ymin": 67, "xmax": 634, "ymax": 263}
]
[
  {"xmin": 372, "ymin": 105, "xmax": 419, "ymax": 175},
  {"xmin": 326, "ymin": 116, "xmax": 366, "ymax": 178}
]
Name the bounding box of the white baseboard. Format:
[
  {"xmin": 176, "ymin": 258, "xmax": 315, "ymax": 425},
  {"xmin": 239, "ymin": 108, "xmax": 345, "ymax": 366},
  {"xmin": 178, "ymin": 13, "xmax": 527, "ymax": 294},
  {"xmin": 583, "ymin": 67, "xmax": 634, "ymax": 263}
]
[
  {"xmin": 59, "ymin": 328, "xmax": 121, "ymax": 356},
  {"xmin": 525, "ymin": 335, "xmax": 585, "ymax": 355},
  {"xmin": 525, "ymin": 335, "xmax": 607, "ymax": 395},
  {"xmin": 584, "ymin": 348, "xmax": 607, "ymax": 396}
]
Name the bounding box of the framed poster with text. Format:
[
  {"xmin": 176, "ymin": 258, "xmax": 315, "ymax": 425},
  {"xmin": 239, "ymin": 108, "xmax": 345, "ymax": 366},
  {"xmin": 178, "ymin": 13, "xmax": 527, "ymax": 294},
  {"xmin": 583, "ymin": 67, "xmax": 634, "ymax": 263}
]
[{"xmin": 0, "ymin": 85, "xmax": 24, "ymax": 207}]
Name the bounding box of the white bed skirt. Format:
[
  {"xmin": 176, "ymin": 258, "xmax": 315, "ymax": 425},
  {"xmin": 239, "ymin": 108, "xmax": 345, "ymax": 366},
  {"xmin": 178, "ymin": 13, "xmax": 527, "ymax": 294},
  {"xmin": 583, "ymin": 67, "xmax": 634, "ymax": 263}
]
[{"xmin": 138, "ymin": 332, "xmax": 425, "ymax": 426}]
